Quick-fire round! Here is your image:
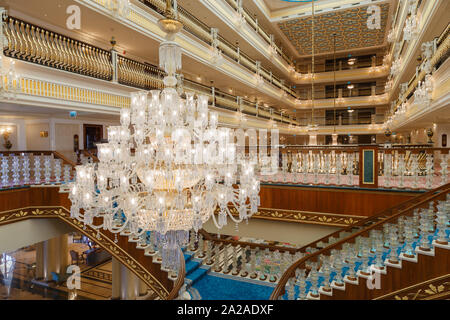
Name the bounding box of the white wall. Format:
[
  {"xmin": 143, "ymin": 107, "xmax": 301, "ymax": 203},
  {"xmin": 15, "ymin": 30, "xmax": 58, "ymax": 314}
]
[
  {"xmin": 26, "ymin": 123, "xmax": 50, "ymax": 150},
  {"xmin": 0, "ymin": 219, "xmax": 74, "ymax": 254},
  {"xmin": 434, "ymin": 123, "xmax": 450, "ymax": 147},
  {"xmin": 55, "ymin": 123, "xmax": 80, "ymax": 151}
]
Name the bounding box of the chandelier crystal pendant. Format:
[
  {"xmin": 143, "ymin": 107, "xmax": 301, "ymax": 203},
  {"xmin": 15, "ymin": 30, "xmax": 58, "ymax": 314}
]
[{"xmin": 68, "ymin": 2, "xmax": 260, "ymax": 272}]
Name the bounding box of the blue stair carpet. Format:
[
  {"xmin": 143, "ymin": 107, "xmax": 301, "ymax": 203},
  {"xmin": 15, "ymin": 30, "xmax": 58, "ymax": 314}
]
[{"xmin": 191, "ymin": 273, "xmax": 275, "ymax": 300}]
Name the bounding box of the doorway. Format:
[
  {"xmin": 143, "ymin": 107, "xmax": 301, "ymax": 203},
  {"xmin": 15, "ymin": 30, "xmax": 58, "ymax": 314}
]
[{"xmin": 83, "ymin": 124, "xmax": 103, "ymax": 151}]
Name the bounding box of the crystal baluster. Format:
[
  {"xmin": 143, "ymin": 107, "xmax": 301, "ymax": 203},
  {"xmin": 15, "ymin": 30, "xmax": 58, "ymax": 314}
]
[{"xmin": 11, "ymin": 155, "xmax": 20, "ymax": 185}]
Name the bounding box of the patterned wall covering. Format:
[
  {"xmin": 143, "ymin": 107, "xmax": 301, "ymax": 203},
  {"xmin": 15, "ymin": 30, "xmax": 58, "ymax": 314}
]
[{"xmin": 277, "ymin": 3, "xmax": 390, "ymax": 55}]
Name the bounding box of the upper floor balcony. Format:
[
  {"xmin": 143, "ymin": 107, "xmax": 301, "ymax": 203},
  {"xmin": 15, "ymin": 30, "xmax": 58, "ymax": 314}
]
[{"xmin": 135, "ymin": 0, "xmax": 297, "ymax": 98}]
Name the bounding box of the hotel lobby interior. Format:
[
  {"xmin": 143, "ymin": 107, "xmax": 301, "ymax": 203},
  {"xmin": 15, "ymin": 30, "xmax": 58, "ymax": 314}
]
[{"xmin": 0, "ymin": 0, "xmax": 449, "ymax": 303}]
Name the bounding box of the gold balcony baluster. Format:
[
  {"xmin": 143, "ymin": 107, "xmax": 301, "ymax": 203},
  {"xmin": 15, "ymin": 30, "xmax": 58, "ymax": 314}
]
[
  {"xmin": 29, "ymin": 25, "xmax": 40, "ymax": 63},
  {"xmin": 85, "ymin": 45, "xmax": 96, "ymax": 76},
  {"xmin": 72, "ymin": 40, "xmax": 84, "ymax": 74},
  {"xmin": 20, "ymin": 22, "xmax": 31, "ymax": 59},
  {"xmin": 45, "ymin": 31, "xmax": 56, "ymax": 67},
  {"xmin": 2, "ymin": 17, "xmax": 15, "ymax": 57},
  {"xmin": 91, "ymin": 46, "xmax": 101, "ymax": 77},
  {"xmin": 69, "ymin": 40, "xmax": 81, "ymax": 73},
  {"xmin": 53, "ymin": 34, "xmax": 65, "ymax": 69},
  {"xmin": 25, "ymin": 23, "xmax": 36, "ymax": 61},
  {"xmin": 79, "ymin": 43, "xmax": 90, "ymax": 75},
  {"xmin": 42, "ymin": 30, "xmax": 53, "ymax": 65},
  {"xmin": 94, "ymin": 48, "xmax": 104, "ymax": 78},
  {"xmin": 61, "ymin": 36, "xmax": 73, "ymax": 71},
  {"xmin": 12, "ymin": 20, "xmax": 23, "ymax": 58}
]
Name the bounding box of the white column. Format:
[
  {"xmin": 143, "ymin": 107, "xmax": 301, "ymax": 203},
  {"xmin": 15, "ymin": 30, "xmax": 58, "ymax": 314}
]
[
  {"xmin": 332, "ymin": 133, "xmax": 338, "ymax": 146},
  {"xmin": 309, "ymin": 134, "xmax": 317, "ymax": 145},
  {"xmin": 16, "ymin": 119, "xmax": 27, "ymax": 150},
  {"xmin": 119, "ymin": 264, "xmax": 139, "ymax": 300},
  {"xmin": 111, "ymin": 257, "xmax": 121, "ymax": 299},
  {"xmin": 78, "ymin": 124, "xmax": 84, "ymax": 150},
  {"xmin": 49, "ymin": 118, "xmax": 56, "ymax": 151}
]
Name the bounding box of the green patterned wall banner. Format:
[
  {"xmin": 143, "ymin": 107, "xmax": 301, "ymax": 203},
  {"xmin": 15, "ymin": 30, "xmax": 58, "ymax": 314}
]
[{"xmin": 363, "ymin": 149, "xmax": 375, "ymax": 184}]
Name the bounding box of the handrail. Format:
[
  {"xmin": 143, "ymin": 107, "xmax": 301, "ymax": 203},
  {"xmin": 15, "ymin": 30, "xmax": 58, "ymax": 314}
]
[
  {"xmin": 270, "ymin": 183, "xmax": 450, "ymax": 299},
  {"xmin": 53, "ymin": 151, "xmax": 77, "ymax": 167},
  {"xmin": 199, "ymin": 229, "xmax": 297, "ymax": 254},
  {"xmin": 81, "ymin": 149, "xmax": 99, "ymax": 163},
  {"xmin": 166, "ymin": 248, "xmax": 186, "ymax": 300}
]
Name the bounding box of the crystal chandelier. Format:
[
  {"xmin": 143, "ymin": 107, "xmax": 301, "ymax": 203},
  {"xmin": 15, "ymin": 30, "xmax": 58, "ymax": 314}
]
[
  {"xmin": 413, "ymin": 74, "xmax": 433, "ymax": 108},
  {"xmin": 0, "ymin": 56, "xmax": 21, "ymax": 99},
  {"xmin": 68, "ymin": 1, "xmax": 260, "ymax": 271},
  {"xmin": 403, "ymin": 0, "xmax": 418, "ymax": 42}
]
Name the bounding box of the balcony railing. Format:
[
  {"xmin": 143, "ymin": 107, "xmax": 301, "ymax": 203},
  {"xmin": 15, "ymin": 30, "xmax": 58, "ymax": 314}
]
[
  {"xmin": 138, "ymin": 0, "xmax": 297, "ymax": 98},
  {"xmin": 259, "ymin": 146, "xmax": 449, "ymax": 190},
  {"xmin": 297, "ymin": 56, "xmax": 385, "ymax": 74},
  {"xmin": 293, "ymin": 115, "xmax": 385, "ymax": 127},
  {"xmin": 2, "ymin": 16, "xmax": 113, "ymax": 81},
  {"xmin": 296, "ymin": 86, "xmax": 387, "ymax": 100},
  {"xmin": 0, "ymin": 13, "xmax": 297, "ymax": 126},
  {"xmin": 389, "ymin": 23, "xmax": 450, "ymax": 120},
  {"xmin": 223, "ymin": 0, "xmax": 294, "ymax": 67}
]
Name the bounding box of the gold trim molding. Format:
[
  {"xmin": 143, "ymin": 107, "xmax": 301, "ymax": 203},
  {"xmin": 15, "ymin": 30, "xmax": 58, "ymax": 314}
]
[{"xmin": 217, "ymin": 207, "xmax": 365, "ymax": 227}]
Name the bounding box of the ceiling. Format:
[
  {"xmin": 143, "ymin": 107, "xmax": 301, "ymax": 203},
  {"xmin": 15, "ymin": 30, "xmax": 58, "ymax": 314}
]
[{"xmin": 277, "ymin": 2, "xmax": 390, "ymax": 57}]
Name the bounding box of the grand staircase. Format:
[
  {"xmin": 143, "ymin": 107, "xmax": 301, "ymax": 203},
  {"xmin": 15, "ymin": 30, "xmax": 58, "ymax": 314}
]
[{"xmin": 270, "ymin": 183, "xmax": 450, "ymax": 300}]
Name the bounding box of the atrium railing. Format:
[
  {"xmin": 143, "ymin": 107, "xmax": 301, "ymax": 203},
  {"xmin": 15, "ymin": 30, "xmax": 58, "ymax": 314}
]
[
  {"xmin": 139, "ymin": 0, "xmax": 297, "ymax": 99},
  {"xmin": 0, "ymin": 13, "xmax": 296, "ymax": 126},
  {"xmin": 270, "ymin": 183, "xmax": 450, "ymax": 299},
  {"xmin": 260, "ymin": 146, "xmax": 449, "ymax": 190}
]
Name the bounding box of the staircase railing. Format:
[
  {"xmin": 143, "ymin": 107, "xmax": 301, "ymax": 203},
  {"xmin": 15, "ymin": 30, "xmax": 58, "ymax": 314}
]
[
  {"xmin": 293, "ymin": 183, "xmax": 450, "ymax": 257},
  {"xmin": 167, "ymin": 248, "xmax": 186, "ymax": 300},
  {"xmin": 195, "ymin": 229, "xmax": 300, "ymax": 281},
  {"xmin": 0, "ymin": 150, "xmax": 75, "ymax": 189},
  {"xmin": 270, "ymin": 183, "xmax": 450, "ymax": 299}
]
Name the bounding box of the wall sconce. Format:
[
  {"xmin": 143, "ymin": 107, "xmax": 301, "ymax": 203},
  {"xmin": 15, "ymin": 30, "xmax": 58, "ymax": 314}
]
[
  {"xmin": 0, "ymin": 127, "xmax": 13, "ymax": 150},
  {"xmin": 40, "ymin": 131, "xmax": 49, "ymax": 138}
]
